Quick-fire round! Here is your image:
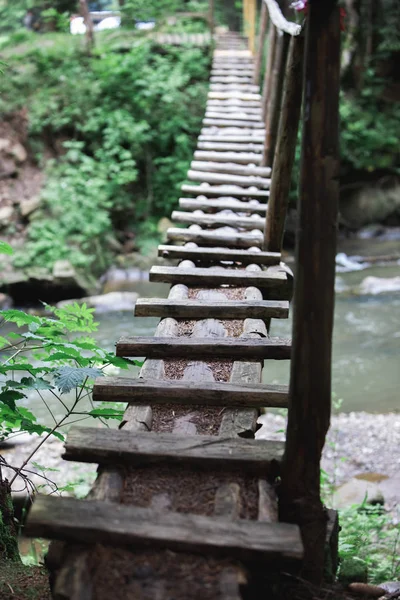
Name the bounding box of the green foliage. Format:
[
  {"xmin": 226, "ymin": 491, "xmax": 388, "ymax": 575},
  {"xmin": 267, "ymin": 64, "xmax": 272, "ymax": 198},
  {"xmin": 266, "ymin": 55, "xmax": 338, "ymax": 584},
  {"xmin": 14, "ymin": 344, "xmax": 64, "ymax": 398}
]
[
  {"xmin": 1, "ymin": 35, "xmax": 209, "ymax": 275},
  {"xmin": 339, "ymin": 504, "xmax": 400, "ymax": 583}
]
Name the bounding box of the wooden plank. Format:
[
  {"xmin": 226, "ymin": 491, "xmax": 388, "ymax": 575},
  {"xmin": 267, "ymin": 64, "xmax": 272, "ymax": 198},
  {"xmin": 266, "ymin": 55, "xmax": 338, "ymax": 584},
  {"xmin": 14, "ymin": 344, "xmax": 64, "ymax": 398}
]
[
  {"xmin": 179, "ymin": 197, "xmax": 267, "ymax": 213},
  {"xmin": 203, "ymin": 118, "xmax": 264, "ymax": 129},
  {"xmin": 194, "ymin": 150, "xmax": 262, "ymax": 164},
  {"xmin": 181, "ymin": 184, "xmax": 268, "ymax": 199},
  {"xmin": 116, "ymin": 336, "xmax": 291, "ymax": 360},
  {"xmin": 190, "ymin": 161, "xmax": 270, "ymax": 176},
  {"xmin": 210, "ymin": 84, "xmax": 260, "ymax": 93},
  {"xmin": 26, "ymin": 495, "xmax": 303, "ymax": 563},
  {"xmin": 63, "ymin": 427, "xmax": 284, "ymax": 472},
  {"xmin": 197, "ymin": 142, "xmax": 262, "ymax": 152},
  {"xmin": 206, "ymin": 99, "xmax": 262, "ymax": 108},
  {"xmin": 158, "ymin": 244, "xmax": 279, "ymax": 265},
  {"xmin": 210, "ymin": 76, "xmax": 254, "ymax": 84},
  {"xmin": 93, "ymin": 377, "xmax": 289, "ymax": 408},
  {"xmin": 201, "ymin": 127, "xmax": 265, "ymax": 137},
  {"xmin": 149, "ymin": 266, "xmax": 289, "ymax": 297},
  {"xmin": 205, "ymin": 111, "xmax": 262, "ymax": 122},
  {"xmin": 166, "ymin": 228, "xmax": 263, "ymax": 248},
  {"xmin": 134, "ymin": 298, "xmax": 288, "ymax": 319},
  {"xmin": 172, "ymin": 211, "xmax": 265, "ymax": 230},
  {"xmin": 207, "ymin": 91, "xmax": 261, "ymax": 101},
  {"xmin": 187, "ymin": 169, "xmax": 270, "ymax": 188}
]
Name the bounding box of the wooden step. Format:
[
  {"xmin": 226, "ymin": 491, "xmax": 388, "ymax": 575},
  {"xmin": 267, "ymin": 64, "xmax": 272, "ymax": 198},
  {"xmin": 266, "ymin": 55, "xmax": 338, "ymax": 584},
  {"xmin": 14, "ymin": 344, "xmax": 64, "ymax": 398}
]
[
  {"xmin": 210, "ymin": 76, "xmax": 254, "ymax": 84},
  {"xmin": 194, "ymin": 151, "xmax": 263, "ymax": 164},
  {"xmin": 172, "ymin": 211, "xmax": 265, "ymax": 230},
  {"xmin": 134, "ymin": 297, "xmax": 288, "ymax": 319},
  {"xmin": 205, "ymin": 107, "xmax": 262, "ymax": 116},
  {"xmin": 149, "ymin": 266, "xmax": 290, "ymax": 298},
  {"xmin": 93, "ymin": 377, "xmax": 289, "ymax": 408},
  {"xmin": 181, "ymin": 184, "xmax": 268, "ymax": 199},
  {"xmin": 26, "ymin": 495, "xmax": 303, "ymax": 563},
  {"xmin": 203, "ymin": 119, "xmax": 264, "ymax": 129},
  {"xmin": 208, "ymin": 92, "xmax": 261, "ymax": 101},
  {"xmin": 187, "ymin": 169, "xmax": 270, "ymax": 188},
  {"xmin": 116, "ymin": 336, "xmax": 292, "ymax": 360},
  {"xmin": 201, "ymin": 127, "xmax": 265, "ymax": 137},
  {"xmin": 198, "ymin": 135, "xmax": 264, "ymax": 144},
  {"xmin": 205, "ymin": 111, "xmax": 262, "ymax": 122},
  {"xmin": 166, "ymin": 228, "xmax": 263, "ymax": 248},
  {"xmin": 206, "ymin": 100, "xmax": 261, "ymax": 109},
  {"xmin": 210, "ymin": 84, "xmax": 260, "ymax": 93},
  {"xmin": 178, "ymin": 197, "xmax": 267, "ymax": 214},
  {"xmin": 191, "ymin": 161, "xmax": 270, "ymax": 176},
  {"xmin": 211, "ymin": 70, "xmax": 255, "ymax": 77},
  {"xmin": 158, "ymin": 244, "xmax": 278, "ymax": 264},
  {"xmin": 64, "ymin": 427, "xmax": 284, "ymax": 472},
  {"xmin": 197, "ymin": 142, "xmax": 262, "ymax": 152}
]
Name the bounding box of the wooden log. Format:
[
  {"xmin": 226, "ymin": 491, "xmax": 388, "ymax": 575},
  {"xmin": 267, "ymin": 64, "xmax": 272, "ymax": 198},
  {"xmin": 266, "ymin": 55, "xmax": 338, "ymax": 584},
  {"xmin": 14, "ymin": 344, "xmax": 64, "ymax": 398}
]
[
  {"xmin": 203, "ymin": 118, "xmax": 264, "ymax": 129},
  {"xmin": 63, "ymin": 427, "xmax": 284, "ymax": 472},
  {"xmin": 210, "ymin": 76, "xmax": 254, "ymax": 84},
  {"xmin": 187, "ymin": 170, "xmax": 270, "ymax": 188},
  {"xmin": 116, "ymin": 336, "xmax": 291, "ymax": 360},
  {"xmin": 172, "ymin": 211, "xmax": 265, "ymax": 230},
  {"xmin": 166, "ymin": 228, "xmax": 263, "ymax": 248},
  {"xmin": 264, "ymin": 33, "xmax": 304, "ymax": 253},
  {"xmin": 279, "ymin": 1, "xmax": 341, "ymax": 584},
  {"xmin": 201, "ymin": 127, "xmax": 265, "ymax": 137},
  {"xmin": 134, "ymin": 298, "xmax": 289, "ymax": 319},
  {"xmin": 26, "ymin": 495, "xmax": 303, "ymax": 563},
  {"xmin": 207, "ymin": 92, "xmax": 261, "ymax": 100},
  {"xmin": 158, "ymin": 244, "xmax": 279, "ymax": 265},
  {"xmin": 197, "ymin": 142, "xmax": 262, "ymax": 152},
  {"xmin": 253, "ymin": 0, "xmax": 268, "ymax": 85},
  {"xmin": 205, "ymin": 107, "xmax": 262, "ymax": 116},
  {"xmin": 190, "ymin": 162, "xmax": 270, "ymax": 176},
  {"xmin": 263, "ymin": 31, "xmax": 290, "ymax": 167},
  {"xmin": 205, "ymin": 111, "xmax": 262, "ymax": 122},
  {"xmin": 207, "ymin": 99, "xmax": 261, "ymax": 107},
  {"xmin": 93, "ymin": 377, "xmax": 289, "ymax": 408},
  {"xmin": 181, "ymin": 184, "xmax": 268, "ymax": 199},
  {"xmin": 210, "ymin": 84, "xmax": 260, "ymax": 93},
  {"xmin": 194, "ymin": 151, "xmax": 262, "ymax": 164},
  {"xmin": 179, "ymin": 197, "xmax": 267, "ymax": 214},
  {"xmin": 149, "ymin": 266, "xmax": 289, "ymax": 298},
  {"xmin": 261, "ymin": 23, "xmax": 277, "ymax": 122},
  {"xmin": 262, "ymin": 0, "xmax": 302, "ymax": 36}
]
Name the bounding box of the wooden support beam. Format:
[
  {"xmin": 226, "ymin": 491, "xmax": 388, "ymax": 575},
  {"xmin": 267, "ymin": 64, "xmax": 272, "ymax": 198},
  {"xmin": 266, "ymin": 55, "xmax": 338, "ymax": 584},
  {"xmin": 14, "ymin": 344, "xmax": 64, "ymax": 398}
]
[
  {"xmin": 253, "ymin": 1, "xmax": 269, "ymax": 85},
  {"xmin": 26, "ymin": 495, "xmax": 303, "ymax": 563},
  {"xmin": 178, "ymin": 197, "xmax": 267, "ymax": 214},
  {"xmin": 261, "ymin": 23, "xmax": 277, "ymax": 123},
  {"xmin": 150, "ymin": 265, "xmax": 288, "ymax": 294},
  {"xmin": 166, "ymin": 228, "xmax": 263, "ymax": 248},
  {"xmin": 158, "ymin": 244, "xmax": 279, "ymax": 265},
  {"xmin": 116, "ymin": 336, "xmax": 292, "ymax": 360},
  {"xmin": 194, "ymin": 151, "xmax": 262, "ymax": 164},
  {"xmin": 181, "ymin": 184, "xmax": 268, "ymax": 199},
  {"xmin": 190, "ymin": 162, "xmax": 270, "ymax": 177},
  {"xmin": 64, "ymin": 427, "xmax": 284, "ymax": 472},
  {"xmin": 134, "ymin": 297, "xmax": 289, "ymax": 319},
  {"xmin": 264, "ymin": 34, "xmax": 304, "ymax": 253},
  {"xmin": 187, "ymin": 169, "xmax": 270, "ymax": 188},
  {"xmin": 93, "ymin": 377, "xmax": 289, "ymax": 409},
  {"xmin": 279, "ymin": 1, "xmax": 341, "ymax": 584},
  {"xmin": 172, "ymin": 211, "xmax": 265, "ymax": 230}
]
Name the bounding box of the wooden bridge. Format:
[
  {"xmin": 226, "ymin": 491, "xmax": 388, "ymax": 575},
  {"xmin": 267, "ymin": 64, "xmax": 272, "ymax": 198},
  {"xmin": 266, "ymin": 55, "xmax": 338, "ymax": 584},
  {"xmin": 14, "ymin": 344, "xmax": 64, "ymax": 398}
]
[{"xmin": 25, "ymin": 1, "xmax": 341, "ymax": 598}]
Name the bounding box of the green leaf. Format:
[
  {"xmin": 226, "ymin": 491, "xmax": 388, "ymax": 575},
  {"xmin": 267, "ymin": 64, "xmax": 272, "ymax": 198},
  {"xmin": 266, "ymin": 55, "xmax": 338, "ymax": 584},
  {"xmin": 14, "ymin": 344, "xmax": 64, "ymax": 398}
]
[
  {"xmin": 89, "ymin": 408, "xmax": 124, "ymax": 420},
  {"xmin": 1, "ymin": 310, "xmax": 41, "ymax": 328},
  {"xmin": 0, "ymin": 390, "xmax": 26, "ymax": 410},
  {"xmin": 54, "ymin": 366, "xmax": 104, "ymax": 393},
  {"xmin": 0, "ymin": 241, "xmax": 13, "ymax": 255},
  {"xmin": 20, "ymin": 376, "xmax": 54, "ymax": 390}
]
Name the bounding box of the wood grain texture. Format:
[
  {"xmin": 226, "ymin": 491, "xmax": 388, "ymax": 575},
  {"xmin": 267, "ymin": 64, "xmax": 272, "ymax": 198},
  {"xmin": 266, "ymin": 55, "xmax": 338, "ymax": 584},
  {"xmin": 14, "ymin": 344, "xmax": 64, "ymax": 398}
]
[
  {"xmin": 172, "ymin": 210, "xmax": 265, "ymax": 230},
  {"xmin": 93, "ymin": 377, "xmax": 289, "ymax": 408},
  {"xmin": 166, "ymin": 228, "xmax": 264, "ymax": 248},
  {"xmin": 194, "ymin": 150, "xmax": 263, "ymax": 164},
  {"xmin": 181, "ymin": 185, "xmax": 269, "ymax": 200},
  {"xmin": 135, "ymin": 297, "xmax": 288, "ymax": 319},
  {"xmin": 64, "ymin": 427, "xmax": 284, "ymax": 472},
  {"xmin": 197, "ymin": 141, "xmax": 263, "ymax": 152},
  {"xmin": 187, "ymin": 169, "xmax": 270, "ymax": 188},
  {"xmin": 27, "ymin": 495, "xmax": 303, "ymax": 563},
  {"xmin": 178, "ymin": 197, "xmax": 268, "ymax": 214}
]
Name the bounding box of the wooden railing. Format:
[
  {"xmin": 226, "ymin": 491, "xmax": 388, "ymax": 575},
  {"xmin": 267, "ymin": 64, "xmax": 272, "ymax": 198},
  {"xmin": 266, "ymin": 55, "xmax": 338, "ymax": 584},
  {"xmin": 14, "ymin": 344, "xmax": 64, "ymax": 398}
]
[{"xmin": 243, "ymin": 0, "xmax": 341, "ymax": 583}]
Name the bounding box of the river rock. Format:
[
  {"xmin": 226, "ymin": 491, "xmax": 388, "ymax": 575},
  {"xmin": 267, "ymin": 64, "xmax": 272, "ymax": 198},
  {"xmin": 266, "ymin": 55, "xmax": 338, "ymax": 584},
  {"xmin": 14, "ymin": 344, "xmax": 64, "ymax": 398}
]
[
  {"xmin": 359, "ymin": 276, "xmax": 400, "ymax": 295},
  {"xmin": 340, "ymin": 185, "xmax": 400, "ymax": 228},
  {"xmin": 57, "ymin": 291, "xmax": 138, "ymax": 312},
  {"xmin": 0, "ymin": 292, "xmax": 12, "ymax": 309},
  {"xmin": 9, "ymin": 142, "xmax": 27, "ymax": 163},
  {"xmin": 20, "ymin": 196, "xmax": 41, "ymax": 217},
  {"xmin": 0, "ymin": 205, "xmax": 14, "ymax": 225},
  {"xmin": 333, "ymin": 476, "xmax": 385, "ymax": 509}
]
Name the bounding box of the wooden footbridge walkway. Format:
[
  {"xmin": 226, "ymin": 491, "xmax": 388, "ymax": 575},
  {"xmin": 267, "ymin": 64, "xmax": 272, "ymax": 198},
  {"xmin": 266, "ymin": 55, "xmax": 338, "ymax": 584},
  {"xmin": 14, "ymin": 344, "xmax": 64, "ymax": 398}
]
[{"xmin": 25, "ymin": 1, "xmax": 341, "ymax": 598}]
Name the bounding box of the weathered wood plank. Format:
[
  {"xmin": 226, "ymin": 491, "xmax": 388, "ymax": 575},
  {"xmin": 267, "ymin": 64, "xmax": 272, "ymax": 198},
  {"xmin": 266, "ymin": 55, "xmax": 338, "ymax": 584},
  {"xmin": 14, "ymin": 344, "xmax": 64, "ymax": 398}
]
[
  {"xmin": 194, "ymin": 150, "xmax": 263, "ymax": 164},
  {"xmin": 203, "ymin": 118, "xmax": 264, "ymax": 128},
  {"xmin": 207, "ymin": 91, "xmax": 261, "ymax": 101},
  {"xmin": 26, "ymin": 495, "xmax": 303, "ymax": 563},
  {"xmin": 206, "ymin": 105, "xmax": 261, "ymax": 115},
  {"xmin": 187, "ymin": 169, "xmax": 270, "ymax": 188},
  {"xmin": 63, "ymin": 427, "xmax": 284, "ymax": 472},
  {"xmin": 205, "ymin": 111, "xmax": 262, "ymax": 122},
  {"xmin": 210, "ymin": 76, "xmax": 254, "ymax": 84},
  {"xmin": 134, "ymin": 298, "xmax": 288, "ymax": 319},
  {"xmin": 116, "ymin": 336, "xmax": 291, "ymax": 360},
  {"xmin": 149, "ymin": 266, "xmax": 290, "ymax": 298},
  {"xmin": 197, "ymin": 134, "xmax": 264, "ymax": 142},
  {"xmin": 210, "ymin": 84, "xmax": 260, "ymax": 93},
  {"xmin": 197, "ymin": 142, "xmax": 263, "ymax": 152},
  {"xmin": 166, "ymin": 228, "xmax": 263, "ymax": 248},
  {"xmin": 158, "ymin": 244, "xmax": 278, "ymax": 264},
  {"xmin": 93, "ymin": 377, "xmax": 289, "ymax": 408},
  {"xmin": 179, "ymin": 197, "xmax": 267, "ymax": 213},
  {"xmin": 181, "ymin": 184, "xmax": 268, "ymax": 199},
  {"xmin": 172, "ymin": 211, "xmax": 265, "ymax": 230}
]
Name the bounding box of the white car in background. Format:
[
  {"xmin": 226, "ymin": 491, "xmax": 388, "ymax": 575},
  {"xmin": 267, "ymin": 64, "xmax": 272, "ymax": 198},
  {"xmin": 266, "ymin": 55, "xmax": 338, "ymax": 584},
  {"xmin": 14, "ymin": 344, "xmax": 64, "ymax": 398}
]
[{"xmin": 70, "ymin": 11, "xmax": 155, "ymax": 34}]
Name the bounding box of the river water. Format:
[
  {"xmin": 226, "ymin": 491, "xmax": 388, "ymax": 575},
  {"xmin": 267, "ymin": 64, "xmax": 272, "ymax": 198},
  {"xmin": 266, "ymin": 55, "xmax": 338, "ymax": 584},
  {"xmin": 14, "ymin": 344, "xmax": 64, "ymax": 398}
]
[{"xmin": 92, "ymin": 254, "xmax": 400, "ymax": 414}]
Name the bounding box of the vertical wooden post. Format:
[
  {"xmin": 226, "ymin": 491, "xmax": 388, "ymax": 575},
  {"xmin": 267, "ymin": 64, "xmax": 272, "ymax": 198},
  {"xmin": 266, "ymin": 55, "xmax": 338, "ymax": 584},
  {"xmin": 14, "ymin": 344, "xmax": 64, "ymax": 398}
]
[
  {"xmin": 248, "ymin": 0, "xmax": 257, "ymax": 54},
  {"xmin": 79, "ymin": 0, "xmax": 94, "ymax": 50},
  {"xmin": 242, "ymin": 0, "xmax": 249, "ymax": 37},
  {"xmin": 209, "ymin": 0, "xmax": 215, "ymax": 36},
  {"xmin": 261, "ymin": 23, "xmax": 277, "ymax": 122},
  {"xmin": 253, "ymin": 2, "xmax": 269, "ymax": 84},
  {"xmin": 279, "ymin": 0, "xmax": 341, "ymax": 584},
  {"xmin": 262, "ymin": 31, "xmax": 289, "ymax": 166},
  {"xmin": 264, "ymin": 34, "xmax": 304, "ymax": 252}
]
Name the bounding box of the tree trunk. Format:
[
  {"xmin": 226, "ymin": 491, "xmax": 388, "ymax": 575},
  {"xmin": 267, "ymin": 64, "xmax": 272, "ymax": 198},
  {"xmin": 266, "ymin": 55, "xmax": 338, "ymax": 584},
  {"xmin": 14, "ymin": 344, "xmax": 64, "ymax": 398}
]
[
  {"xmin": 0, "ymin": 478, "xmax": 20, "ymax": 562},
  {"xmin": 79, "ymin": 0, "xmax": 94, "ymax": 51}
]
